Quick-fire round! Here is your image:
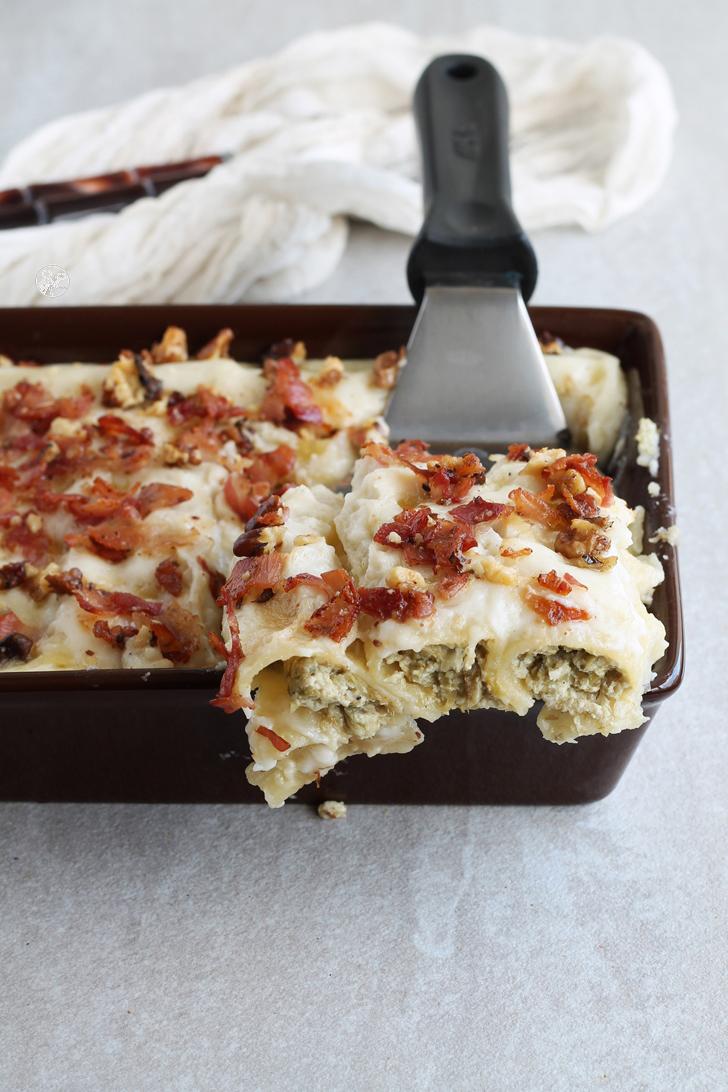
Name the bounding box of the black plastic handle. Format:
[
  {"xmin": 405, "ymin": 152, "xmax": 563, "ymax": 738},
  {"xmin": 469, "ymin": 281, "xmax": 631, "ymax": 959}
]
[{"xmin": 407, "ymin": 55, "xmax": 537, "ymax": 305}]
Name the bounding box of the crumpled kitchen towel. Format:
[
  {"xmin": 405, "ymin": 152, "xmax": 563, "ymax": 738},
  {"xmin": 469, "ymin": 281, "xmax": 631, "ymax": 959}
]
[{"xmin": 0, "ymin": 22, "xmax": 676, "ymax": 306}]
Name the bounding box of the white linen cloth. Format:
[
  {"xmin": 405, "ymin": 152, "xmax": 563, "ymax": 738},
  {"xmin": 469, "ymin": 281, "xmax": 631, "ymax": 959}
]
[{"xmin": 0, "ymin": 22, "xmax": 676, "ymax": 306}]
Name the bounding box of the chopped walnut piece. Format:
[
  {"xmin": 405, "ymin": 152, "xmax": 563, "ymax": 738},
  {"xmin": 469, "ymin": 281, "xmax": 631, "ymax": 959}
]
[
  {"xmin": 102, "ymin": 350, "xmax": 162, "ymax": 408},
  {"xmin": 538, "ymin": 330, "xmax": 565, "ymax": 354},
  {"xmin": 469, "ymin": 555, "xmax": 519, "ymax": 586},
  {"xmin": 162, "ymin": 441, "xmax": 193, "ymax": 467},
  {"xmin": 196, "ymin": 329, "xmax": 234, "ymax": 360},
  {"xmin": 151, "ymin": 326, "xmax": 188, "ymax": 364},
  {"xmin": 316, "ymin": 356, "xmax": 344, "ymax": 387},
  {"xmin": 386, "ymin": 566, "xmax": 427, "ymax": 592},
  {"xmin": 554, "ymin": 519, "xmax": 617, "ymax": 569},
  {"xmin": 372, "ymin": 348, "xmax": 405, "ymax": 389}
]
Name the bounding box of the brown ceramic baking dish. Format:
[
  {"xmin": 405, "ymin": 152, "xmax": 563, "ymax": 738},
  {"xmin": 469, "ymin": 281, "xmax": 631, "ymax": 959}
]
[{"xmin": 0, "ymin": 303, "xmax": 683, "ymax": 804}]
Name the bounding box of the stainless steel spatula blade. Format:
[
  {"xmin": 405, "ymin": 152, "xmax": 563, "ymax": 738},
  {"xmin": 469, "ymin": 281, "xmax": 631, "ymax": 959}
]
[
  {"xmin": 387, "ymin": 281, "xmax": 568, "ymax": 454},
  {"xmin": 386, "ymin": 54, "xmax": 568, "ymax": 454}
]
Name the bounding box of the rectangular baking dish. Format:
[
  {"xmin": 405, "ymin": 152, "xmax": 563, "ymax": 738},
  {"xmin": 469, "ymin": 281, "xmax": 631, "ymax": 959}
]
[{"xmin": 0, "ymin": 304, "xmax": 683, "ymax": 804}]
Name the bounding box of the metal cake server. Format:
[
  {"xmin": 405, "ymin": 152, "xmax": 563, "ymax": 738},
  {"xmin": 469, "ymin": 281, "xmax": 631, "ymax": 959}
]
[{"xmin": 386, "ymin": 54, "xmax": 568, "ymax": 455}]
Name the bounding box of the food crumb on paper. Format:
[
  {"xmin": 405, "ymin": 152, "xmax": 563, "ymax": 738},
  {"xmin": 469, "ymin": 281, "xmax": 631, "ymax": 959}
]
[{"xmin": 318, "ymin": 800, "xmax": 347, "ymax": 820}]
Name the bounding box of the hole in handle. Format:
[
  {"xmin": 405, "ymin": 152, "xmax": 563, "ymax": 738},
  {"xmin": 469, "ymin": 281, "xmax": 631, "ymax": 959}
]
[{"xmin": 446, "ymin": 61, "xmax": 478, "ymax": 80}]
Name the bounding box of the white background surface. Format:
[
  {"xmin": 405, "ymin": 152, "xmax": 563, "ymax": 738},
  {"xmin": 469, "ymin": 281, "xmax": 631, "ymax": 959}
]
[{"xmin": 0, "ymin": 3, "xmax": 725, "ymax": 1090}]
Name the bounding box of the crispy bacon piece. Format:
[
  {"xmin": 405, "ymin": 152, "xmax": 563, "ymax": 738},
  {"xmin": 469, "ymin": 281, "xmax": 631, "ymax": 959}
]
[
  {"xmin": 155, "ymin": 558, "xmax": 183, "ymax": 597},
  {"xmin": 509, "ymin": 486, "xmax": 570, "ymax": 532},
  {"xmin": 449, "ymin": 497, "xmax": 512, "ymax": 525},
  {"xmin": 506, "ymin": 443, "xmax": 532, "ymax": 462},
  {"xmin": 374, "ymin": 506, "xmax": 431, "ymax": 548},
  {"xmin": 282, "ymin": 568, "xmax": 350, "ymax": 598},
  {"xmin": 358, "ymin": 585, "xmax": 435, "ymax": 621},
  {"xmin": 145, "ymin": 602, "xmax": 200, "ymax": 664},
  {"xmin": 96, "ymin": 414, "xmax": 153, "ymax": 446},
  {"xmin": 0, "ymin": 610, "xmax": 27, "ymax": 639},
  {"xmin": 92, "ymin": 619, "xmax": 139, "ymax": 649},
  {"xmin": 0, "ymin": 561, "xmax": 30, "ymax": 589},
  {"xmin": 223, "ymin": 472, "xmax": 270, "ymax": 523},
  {"xmin": 248, "ymin": 445, "xmax": 297, "ymax": 487},
  {"xmin": 362, "ymin": 442, "xmax": 486, "ymax": 505},
  {"xmin": 374, "ymin": 506, "xmax": 476, "ymax": 573},
  {"xmin": 321, "ymin": 569, "xmax": 350, "ymax": 594},
  {"xmin": 196, "ymin": 328, "xmax": 234, "ymax": 360},
  {"xmin": 166, "ymin": 385, "xmax": 247, "ymax": 429},
  {"xmin": 3, "ymin": 380, "xmax": 94, "ymax": 435},
  {"xmin": 225, "ymin": 447, "xmax": 296, "ymax": 524},
  {"xmin": 543, "ymin": 453, "xmax": 613, "ymax": 507},
  {"xmin": 46, "ymin": 567, "xmax": 163, "ymax": 618},
  {"xmin": 197, "ymin": 556, "xmax": 225, "ymax": 600},
  {"xmin": 62, "ymin": 480, "xmax": 194, "ymax": 561},
  {"xmin": 207, "ymin": 630, "xmax": 229, "ymax": 662},
  {"xmin": 0, "ymin": 466, "xmax": 19, "ymax": 490},
  {"xmin": 394, "ymin": 439, "xmax": 430, "ymax": 458},
  {"xmin": 436, "ymin": 573, "xmax": 469, "ymax": 599},
  {"xmin": 564, "ymin": 572, "xmax": 588, "ymax": 589},
  {"xmin": 0, "ymin": 631, "xmax": 32, "ymax": 662},
  {"xmin": 210, "ymin": 586, "xmax": 251, "ymax": 713},
  {"xmin": 66, "ymin": 513, "xmax": 141, "ymax": 562},
  {"xmin": 283, "ymin": 571, "xmax": 328, "ymax": 593},
  {"xmin": 256, "ymin": 726, "xmax": 291, "ymax": 752},
  {"xmin": 259, "ymin": 357, "xmax": 323, "ymax": 428},
  {"xmin": 500, "ymin": 546, "xmax": 532, "ymax": 559},
  {"xmin": 3, "ymin": 519, "xmax": 52, "ymax": 566},
  {"xmin": 223, "ymin": 553, "xmax": 286, "ymax": 608},
  {"xmin": 37, "ymin": 477, "xmax": 133, "ymax": 523},
  {"xmin": 424, "ymin": 519, "xmax": 477, "ymax": 572},
  {"xmin": 372, "ymin": 348, "xmax": 404, "ymax": 389},
  {"xmin": 246, "ymin": 491, "xmax": 290, "ymax": 530},
  {"xmin": 537, "ymin": 570, "xmax": 573, "ymax": 595},
  {"xmin": 304, "ymin": 579, "xmax": 359, "ymax": 642},
  {"xmin": 190, "ymin": 387, "xmax": 246, "ymax": 424},
  {"xmin": 135, "ymin": 483, "xmax": 193, "ymax": 519},
  {"xmin": 422, "ymin": 453, "xmax": 487, "ymax": 504},
  {"xmin": 523, "ymin": 585, "xmax": 590, "ymax": 626}
]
